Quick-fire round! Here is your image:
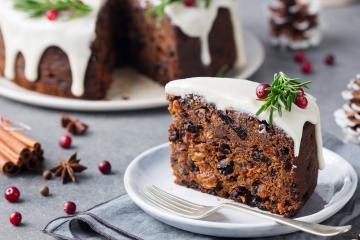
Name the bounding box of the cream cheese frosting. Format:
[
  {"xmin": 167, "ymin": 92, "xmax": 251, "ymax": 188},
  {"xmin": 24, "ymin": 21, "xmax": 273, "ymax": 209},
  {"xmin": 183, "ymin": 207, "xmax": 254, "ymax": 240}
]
[{"xmin": 166, "ymin": 77, "xmax": 325, "ymax": 169}]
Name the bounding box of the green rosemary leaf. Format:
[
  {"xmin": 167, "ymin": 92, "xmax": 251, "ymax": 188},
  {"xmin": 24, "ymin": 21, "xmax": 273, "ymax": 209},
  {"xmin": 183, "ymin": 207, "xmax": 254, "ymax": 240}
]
[
  {"xmin": 204, "ymin": 0, "xmax": 211, "ymax": 7},
  {"xmin": 149, "ymin": 0, "xmax": 212, "ymax": 25},
  {"xmin": 215, "ymin": 65, "xmax": 229, "ymax": 77},
  {"xmin": 255, "ymin": 72, "xmax": 311, "ymax": 125},
  {"xmin": 255, "ymin": 102, "xmax": 269, "ymax": 116},
  {"xmin": 14, "ymin": 0, "xmax": 92, "ymax": 19}
]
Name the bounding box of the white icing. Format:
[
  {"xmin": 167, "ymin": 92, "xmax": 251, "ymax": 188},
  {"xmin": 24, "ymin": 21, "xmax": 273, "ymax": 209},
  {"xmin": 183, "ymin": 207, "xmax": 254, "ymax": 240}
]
[
  {"xmin": 142, "ymin": 0, "xmax": 246, "ymax": 68},
  {"xmin": 0, "ymin": 0, "xmax": 105, "ymax": 96},
  {"xmin": 166, "ymin": 77, "xmax": 325, "ymax": 170}
]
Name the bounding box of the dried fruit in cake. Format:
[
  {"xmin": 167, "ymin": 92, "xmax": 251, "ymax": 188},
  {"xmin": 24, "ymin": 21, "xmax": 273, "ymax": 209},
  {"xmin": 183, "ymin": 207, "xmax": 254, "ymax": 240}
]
[{"xmin": 165, "ymin": 73, "xmax": 324, "ymax": 216}]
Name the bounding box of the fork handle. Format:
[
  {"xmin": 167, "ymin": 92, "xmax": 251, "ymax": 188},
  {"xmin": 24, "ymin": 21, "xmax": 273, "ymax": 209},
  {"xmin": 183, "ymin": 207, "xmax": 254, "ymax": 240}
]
[{"xmin": 222, "ymin": 203, "xmax": 351, "ymax": 237}]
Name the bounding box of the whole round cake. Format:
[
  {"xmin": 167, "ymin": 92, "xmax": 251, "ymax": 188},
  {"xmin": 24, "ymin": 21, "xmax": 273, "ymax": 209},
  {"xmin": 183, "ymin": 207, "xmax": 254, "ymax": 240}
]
[
  {"xmin": 165, "ymin": 73, "xmax": 324, "ymax": 216},
  {"xmin": 0, "ymin": 0, "xmax": 247, "ymax": 100}
]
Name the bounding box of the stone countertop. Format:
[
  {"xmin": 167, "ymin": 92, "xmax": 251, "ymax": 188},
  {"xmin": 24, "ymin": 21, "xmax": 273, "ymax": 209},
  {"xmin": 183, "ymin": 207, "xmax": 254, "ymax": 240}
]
[{"xmin": 0, "ymin": 0, "xmax": 359, "ymax": 239}]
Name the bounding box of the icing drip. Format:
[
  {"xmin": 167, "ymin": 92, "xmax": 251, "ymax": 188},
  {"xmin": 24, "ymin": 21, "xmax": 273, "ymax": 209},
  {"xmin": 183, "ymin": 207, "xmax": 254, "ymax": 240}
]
[
  {"xmin": 165, "ymin": 77, "xmax": 325, "ymax": 170},
  {"xmin": 0, "ymin": 0, "xmax": 105, "ymax": 96},
  {"xmin": 142, "ymin": 0, "xmax": 247, "ymax": 68}
]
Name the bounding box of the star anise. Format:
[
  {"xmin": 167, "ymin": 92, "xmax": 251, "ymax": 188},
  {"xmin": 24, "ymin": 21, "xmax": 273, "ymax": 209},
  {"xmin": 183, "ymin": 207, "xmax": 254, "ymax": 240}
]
[{"xmin": 50, "ymin": 153, "xmax": 87, "ymax": 184}]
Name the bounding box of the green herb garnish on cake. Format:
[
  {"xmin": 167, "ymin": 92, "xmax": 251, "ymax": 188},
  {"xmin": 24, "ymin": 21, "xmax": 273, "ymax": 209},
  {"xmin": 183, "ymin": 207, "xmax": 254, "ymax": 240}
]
[
  {"xmin": 14, "ymin": 0, "xmax": 92, "ymax": 21},
  {"xmin": 149, "ymin": 0, "xmax": 212, "ymax": 24},
  {"xmin": 256, "ymin": 72, "xmax": 311, "ymax": 125}
]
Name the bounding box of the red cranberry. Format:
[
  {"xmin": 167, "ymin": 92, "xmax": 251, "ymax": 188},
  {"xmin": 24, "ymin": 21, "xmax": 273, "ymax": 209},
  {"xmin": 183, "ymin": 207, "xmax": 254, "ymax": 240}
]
[
  {"xmin": 324, "ymin": 54, "xmax": 335, "ymax": 66},
  {"xmin": 4, "ymin": 186, "xmax": 20, "ymax": 203},
  {"xmin": 9, "ymin": 212, "xmax": 22, "ymax": 226},
  {"xmin": 294, "ymin": 51, "xmax": 306, "ymax": 63},
  {"xmin": 98, "ymin": 160, "xmax": 112, "ymax": 175},
  {"xmin": 301, "ymin": 61, "xmax": 313, "ymax": 74},
  {"xmin": 184, "ymin": 0, "xmax": 196, "ymax": 7},
  {"xmin": 64, "ymin": 201, "xmax": 76, "ymax": 215},
  {"xmin": 295, "ymin": 96, "xmax": 308, "ymax": 109},
  {"xmin": 256, "ymin": 84, "xmax": 271, "ymax": 99},
  {"xmin": 59, "ymin": 135, "xmax": 72, "ymax": 149},
  {"xmin": 297, "ymin": 87, "xmax": 305, "ymax": 97},
  {"xmin": 46, "ymin": 9, "xmax": 59, "ymax": 21}
]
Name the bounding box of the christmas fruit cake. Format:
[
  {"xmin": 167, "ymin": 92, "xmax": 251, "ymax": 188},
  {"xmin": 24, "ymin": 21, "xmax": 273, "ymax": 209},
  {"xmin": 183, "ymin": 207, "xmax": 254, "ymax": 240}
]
[
  {"xmin": 0, "ymin": 0, "xmax": 246, "ymax": 100},
  {"xmin": 166, "ymin": 72, "xmax": 324, "ymax": 216}
]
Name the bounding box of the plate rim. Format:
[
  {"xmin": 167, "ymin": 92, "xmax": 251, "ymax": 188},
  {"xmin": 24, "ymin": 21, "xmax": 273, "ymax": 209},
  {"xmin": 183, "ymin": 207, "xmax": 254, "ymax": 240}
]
[
  {"xmin": 124, "ymin": 143, "xmax": 358, "ymax": 234},
  {"xmin": 0, "ymin": 31, "xmax": 265, "ymax": 112}
]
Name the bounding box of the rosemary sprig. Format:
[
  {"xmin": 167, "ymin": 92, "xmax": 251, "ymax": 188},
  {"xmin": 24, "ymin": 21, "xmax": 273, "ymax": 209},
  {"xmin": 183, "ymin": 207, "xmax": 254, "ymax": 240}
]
[
  {"xmin": 215, "ymin": 65, "xmax": 229, "ymax": 77},
  {"xmin": 148, "ymin": 0, "xmax": 212, "ymax": 25},
  {"xmin": 14, "ymin": 0, "xmax": 92, "ymax": 18},
  {"xmin": 256, "ymin": 72, "xmax": 311, "ymax": 125}
]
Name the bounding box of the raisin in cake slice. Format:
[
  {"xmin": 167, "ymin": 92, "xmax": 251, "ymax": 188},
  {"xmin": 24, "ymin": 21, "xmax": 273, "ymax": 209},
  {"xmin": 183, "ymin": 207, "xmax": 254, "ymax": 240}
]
[{"xmin": 165, "ymin": 75, "xmax": 324, "ymax": 216}]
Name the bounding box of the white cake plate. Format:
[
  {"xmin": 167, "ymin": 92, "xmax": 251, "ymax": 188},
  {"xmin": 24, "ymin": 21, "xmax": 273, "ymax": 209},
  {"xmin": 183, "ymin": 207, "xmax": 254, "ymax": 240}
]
[
  {"xmin": 124, "ymin": 144, "xmax": 357, "ymax": 238},
  {"xmin": 0, "ymin": 32, "xmax": 264, "ymax": 112}
]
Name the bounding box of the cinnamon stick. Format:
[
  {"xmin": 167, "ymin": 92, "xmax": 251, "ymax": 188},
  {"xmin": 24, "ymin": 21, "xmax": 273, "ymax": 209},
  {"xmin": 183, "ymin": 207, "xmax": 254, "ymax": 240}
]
[
  {"xmin": 25, "ymin": 156, "xmax": 41, "ymax": 171},
  {"xmin": 1, "ymin": 120, "xmax": 44, "ymax": 170},
  {"xmin": 1, "ymin": 120, "xmax": 41, "ymax": 149},
  {"xmin": 0, "ymin": 151, "xmax": 20, "ymax": 177},
  {"xmin": 0, "ymin": 127, "xmax": 31, "ymax": 163},
  {"xmin": 0, "ymin": 140, "xmax": 24, "ymax": 166}
]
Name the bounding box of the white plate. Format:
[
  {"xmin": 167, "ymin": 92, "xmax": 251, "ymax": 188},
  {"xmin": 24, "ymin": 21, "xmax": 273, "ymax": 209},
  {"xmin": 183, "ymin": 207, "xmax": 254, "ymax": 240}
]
[
  {"xmin": 0, "ymin": 32, "xmax": 264, "ymax": 112},
  {"xmin": 124, "ymin": 144, "xmax": 358, "ymax": 238}
]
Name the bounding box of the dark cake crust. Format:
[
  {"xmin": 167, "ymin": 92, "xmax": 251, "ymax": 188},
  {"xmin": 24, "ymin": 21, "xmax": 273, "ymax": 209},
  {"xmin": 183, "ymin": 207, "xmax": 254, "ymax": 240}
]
[{"xmin": 167, "ymin": 95, "xmax": 318, "ymax": 216}]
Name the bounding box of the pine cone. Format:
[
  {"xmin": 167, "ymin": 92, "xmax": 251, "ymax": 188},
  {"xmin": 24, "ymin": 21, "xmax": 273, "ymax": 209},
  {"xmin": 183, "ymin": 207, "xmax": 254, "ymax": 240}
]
[
  {"xmin": 269, "ymin": 0, "xmax": 321, "ymax": 49},
  {"xmin": 334, "ymin": 75, "xmax": 360, "ymax": 143}
]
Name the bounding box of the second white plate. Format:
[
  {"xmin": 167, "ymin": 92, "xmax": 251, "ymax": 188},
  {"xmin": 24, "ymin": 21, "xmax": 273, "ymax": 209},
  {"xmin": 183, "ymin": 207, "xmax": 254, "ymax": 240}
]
[
  {"xmin": 0, "ymin": 32, "xmax": 264, "ymax": 112},
  {"xmin": 124, "ymin": 144, "xmax": 357, "ymax": 238}
]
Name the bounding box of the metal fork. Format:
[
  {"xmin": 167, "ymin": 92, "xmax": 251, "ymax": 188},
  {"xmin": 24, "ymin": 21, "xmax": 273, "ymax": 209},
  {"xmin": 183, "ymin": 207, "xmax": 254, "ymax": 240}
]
[{"xmin": 144, "ymin": 185, "xmax": 351, "ymax": 237}]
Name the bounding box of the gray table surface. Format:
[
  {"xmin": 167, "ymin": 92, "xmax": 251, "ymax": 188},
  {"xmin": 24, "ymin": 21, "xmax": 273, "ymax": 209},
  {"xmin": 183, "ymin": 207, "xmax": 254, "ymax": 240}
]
[{"xmin": 1, "ymin": 1, "xmax": 359, "ymax": 239}]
